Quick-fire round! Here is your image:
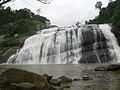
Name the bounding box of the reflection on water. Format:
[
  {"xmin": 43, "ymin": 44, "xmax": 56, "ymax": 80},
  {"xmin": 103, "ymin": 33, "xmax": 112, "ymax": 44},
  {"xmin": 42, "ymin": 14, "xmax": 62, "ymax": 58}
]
[{"xmin": 0, "ymin": 64, "xmax": 120, "ymax": 90}]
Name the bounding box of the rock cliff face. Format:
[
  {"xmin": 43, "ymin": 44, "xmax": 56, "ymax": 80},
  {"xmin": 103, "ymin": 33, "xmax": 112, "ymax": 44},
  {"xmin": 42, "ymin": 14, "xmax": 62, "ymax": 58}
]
[
  {"xmin": 79, "ymin": 26, "xmax": 112, "ymax": 63},
  {"xmin": 111, "ymin": 26, "xmax": 120, "ymax": 46},
  {"xmin": 0, "ymin": 36, "xmax": 26, "ymax": 63}
]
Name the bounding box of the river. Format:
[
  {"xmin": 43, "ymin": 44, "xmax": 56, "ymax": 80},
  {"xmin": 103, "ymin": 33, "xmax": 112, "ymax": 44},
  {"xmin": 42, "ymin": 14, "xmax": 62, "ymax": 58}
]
[{"xmin": 0, "ymin": 64, "xmax": 120, "ymax": 90}]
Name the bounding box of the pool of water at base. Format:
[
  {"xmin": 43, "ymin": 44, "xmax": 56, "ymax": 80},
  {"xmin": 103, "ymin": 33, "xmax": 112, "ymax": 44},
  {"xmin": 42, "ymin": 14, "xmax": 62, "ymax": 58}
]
[{"xmin": 0, "ymin": 64, "xmax": 120, "ymax": 90}]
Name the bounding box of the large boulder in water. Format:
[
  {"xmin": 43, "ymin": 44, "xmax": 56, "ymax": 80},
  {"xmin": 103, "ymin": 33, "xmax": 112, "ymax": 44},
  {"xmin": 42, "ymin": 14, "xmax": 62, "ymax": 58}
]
[{"xmin": 0, "ymin": 68, "xmax": 52, "ymax": 90}]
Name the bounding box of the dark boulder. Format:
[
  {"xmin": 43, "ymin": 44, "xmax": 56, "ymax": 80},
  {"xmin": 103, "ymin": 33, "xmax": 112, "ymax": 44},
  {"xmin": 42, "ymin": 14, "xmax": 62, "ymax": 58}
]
[
  {"xmin": 57, "ymin": 76, "xmax": 72, "ymax": 83},
  {"xmin": 50, "ymin": 79, "xmax": 61, "ymax": 86},
  {"xmin": 95, "ymin": 66, "xmax": 107, "ymax": 71},
  {"xmin": 49, "ymin": 76, "xmax": 72, "ymax": 86},
  {"xmin": 0, "ymin": 68, "xmax": 53, "ymax": 90},
  {"xmin": 9, "ymin": 82, "xmax": 36, "ymax": 90},
  {"xmin": 111, "ymin": 26, "xmax": 120, "ymax": 46},
  {"xmin": 82, "ymin": 75, "xmax": 91, "ymax": 81},
  {"xmin": 95, "ymin": 64, "xmax": 120, "ymax": 71},
  {"xmin": 106, "ymin": 64, "xmax": 120, "ymax": 71}
]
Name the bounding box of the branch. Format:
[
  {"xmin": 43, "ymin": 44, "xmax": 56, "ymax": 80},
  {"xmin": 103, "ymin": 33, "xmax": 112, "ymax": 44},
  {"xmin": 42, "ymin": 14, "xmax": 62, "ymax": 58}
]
[
  {"xmin": 0, "ymin": 0, "xmax": 51, "ymax": 7},
  {"xmin": 0, "ymin": 0, "xmax": 12, "ymax": 6},
  {"xmin": 37, "ymin": 0, "xmax": 50, "ymax": 4}
]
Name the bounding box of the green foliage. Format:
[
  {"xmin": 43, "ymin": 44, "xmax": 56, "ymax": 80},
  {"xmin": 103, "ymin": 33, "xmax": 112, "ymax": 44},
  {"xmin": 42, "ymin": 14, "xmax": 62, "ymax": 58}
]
[
  {"xmin": 95, "ymin": 1, "xmax": 102, "ymax": 10},
  {"xmin": 88, "ymin": 0, "xmax": 120, "ymax": 27},
  {"xmin": 0, "ymin": 7, "xmax": 50, "ymax": 37}
]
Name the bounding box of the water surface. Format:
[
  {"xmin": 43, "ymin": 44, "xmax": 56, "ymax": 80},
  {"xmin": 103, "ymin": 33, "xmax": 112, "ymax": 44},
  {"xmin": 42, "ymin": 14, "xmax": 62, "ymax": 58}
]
[{"xmin": 0, "ymin": 64, "xmax": 120, "ymax": 90}]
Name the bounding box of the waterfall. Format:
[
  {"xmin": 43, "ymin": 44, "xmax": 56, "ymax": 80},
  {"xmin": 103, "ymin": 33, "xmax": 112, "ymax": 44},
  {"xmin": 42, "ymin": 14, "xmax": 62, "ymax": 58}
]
[{"xmin": 7, "ymin": 24, "xmax": 120, "ymax": 64}]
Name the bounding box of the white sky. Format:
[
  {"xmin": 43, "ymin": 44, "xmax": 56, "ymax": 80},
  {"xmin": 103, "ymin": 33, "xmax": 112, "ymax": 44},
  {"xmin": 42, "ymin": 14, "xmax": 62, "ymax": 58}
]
[{"xmin": 7, "ymin": 0, "xmax": 110, "ymax": 26}]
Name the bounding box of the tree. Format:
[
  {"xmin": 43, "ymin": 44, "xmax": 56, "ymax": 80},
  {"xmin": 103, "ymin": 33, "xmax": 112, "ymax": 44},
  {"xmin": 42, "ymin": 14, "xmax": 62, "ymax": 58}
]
[
  {"xmin": 88, "ymin": 0, "xmax": 120, "ymax": 27},
  {"xmin": 0, "ymin": 0, "xmax": 50, "ymax": 7},
  {"xmin": 0, "ymin": 7, "xmax": 50, "ymax": 37},
  {"xmin": 95, "ymin": 1, "xmax": 102, "ymax": 10},
  {"xmin": 37, "ymin": 0, "xmax": 51, "ymax": 4},
  {"xmin": 0, "ymin": 0, "xmax": 12, "ymax": 6}
]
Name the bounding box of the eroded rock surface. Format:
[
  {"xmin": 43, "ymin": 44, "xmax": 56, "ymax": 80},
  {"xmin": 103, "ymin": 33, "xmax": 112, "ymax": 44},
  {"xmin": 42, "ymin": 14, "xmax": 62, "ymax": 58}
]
[{"xmin": 0, "ymin": 68, "xmax": 52, "ymax": 90}]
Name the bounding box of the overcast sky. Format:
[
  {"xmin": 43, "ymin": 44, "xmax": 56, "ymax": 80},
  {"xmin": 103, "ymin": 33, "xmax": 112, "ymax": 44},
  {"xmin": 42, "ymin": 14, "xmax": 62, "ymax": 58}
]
[{"xmin": 7, "ymin": 0, "xmax": 110, "ymax": 26}]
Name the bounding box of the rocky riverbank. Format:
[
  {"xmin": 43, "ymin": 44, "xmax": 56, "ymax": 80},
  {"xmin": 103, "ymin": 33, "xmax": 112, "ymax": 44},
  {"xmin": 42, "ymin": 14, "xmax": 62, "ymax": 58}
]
[
  {"xmin": 0, "ymin": 68, "xmax": 74, "ymax": 90},
  {"xmin": 0, "ymin": 64, "xmax": 120, "ymax": 90}
]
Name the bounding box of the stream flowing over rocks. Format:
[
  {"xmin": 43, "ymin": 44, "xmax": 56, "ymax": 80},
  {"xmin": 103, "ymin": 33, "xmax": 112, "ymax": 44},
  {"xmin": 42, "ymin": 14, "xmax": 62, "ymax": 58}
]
[{"xmin": 7, "ymin": 24, "xmax": 120, "ymax": 64}]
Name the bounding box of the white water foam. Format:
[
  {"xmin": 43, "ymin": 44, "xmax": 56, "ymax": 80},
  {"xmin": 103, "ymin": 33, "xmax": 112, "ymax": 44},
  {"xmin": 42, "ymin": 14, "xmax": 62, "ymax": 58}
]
[{"xmin": 7, "ymin": 24, "xmax": 120, "ymax": 64}]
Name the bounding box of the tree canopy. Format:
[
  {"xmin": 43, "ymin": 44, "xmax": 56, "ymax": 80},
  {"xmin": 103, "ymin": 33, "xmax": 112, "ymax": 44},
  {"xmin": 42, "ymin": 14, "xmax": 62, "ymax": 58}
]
[
  {"xmin": 0, "ymin": 7, "xmax": 50, "ymax": 37},
  {"xmin": 0, "ymin": 0, "xmax": 50, "ymax": 7},
  {"xmin": 95, "ymin": 1, "xmax": 102, "ymax": 10},
  {"xmin": 88, "ymin": 0, "xmax": 120, "ymax": 27}
]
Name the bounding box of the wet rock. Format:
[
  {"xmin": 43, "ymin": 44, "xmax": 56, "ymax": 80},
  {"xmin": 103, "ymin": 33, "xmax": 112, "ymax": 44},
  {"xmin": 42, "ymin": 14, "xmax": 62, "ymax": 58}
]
[
  {"xmin": 106, "ymin": 64, "xmax": 120, "ymax": 71},
  {"xmin": 79, "ymin": 25, "xmax": 113, "ymax": 64},
  {"xmin": 95, "ymin": 66, "xmax": 107, "ymax": 71},
  {"xmin": 62, "ymin": 85, "xmax": 71, "ymax": 88},
  {"xmin": 82, "ymin": 75, "xmax": 91, "ymax": 81},
  {"xmin": 0, "ymin": 47, "xmax": 19, "ymax": 63},
  {"xmin": 0, "ymin": 36, "xmax": 27, "ymax": 64},
  {"xmin": 43, "ymin": 74, "xmax": 53, "ymax": 82},
  {"xmin": 95, "ymin": 64, "xmax": 120, "ymax": 71},
  {"xmin": 50, "ymin": 86, "xmax": 63, "ymax": 90},
  {"xmin": 0, "ymin": 68, "xmax": 52, "ymax": 90},
  {"xmin": 73, "ymin": 78, "xmax": 81, "ymax": 81},
  {"xmin": 10, "ymin": 82, "xmax": 36, "ymax": 90},
  {"xmin": 57, "ymin": 76, "xmax": 72, "ymax": 83},
  {"xmin": 50, "ymin": 79, "xmax": 61, "ymax": 86},
  {"xmin": 111, "ymin": 26, "xmax": 120, "ymax": 46},
  {"xmin": 50, "ymin": 76, "xmax": 72, "ymax": 86}
]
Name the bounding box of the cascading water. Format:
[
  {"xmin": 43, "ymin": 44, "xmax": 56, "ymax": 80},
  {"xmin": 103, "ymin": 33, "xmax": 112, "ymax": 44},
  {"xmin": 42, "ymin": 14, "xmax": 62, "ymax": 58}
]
[{"xmin": 7, "ymin": 24, "xmax": 120, "ymax": 64}]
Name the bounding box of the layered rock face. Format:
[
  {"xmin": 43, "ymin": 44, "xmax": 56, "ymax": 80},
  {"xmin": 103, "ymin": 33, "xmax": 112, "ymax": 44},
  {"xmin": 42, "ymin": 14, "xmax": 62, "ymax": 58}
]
[{"xmin": 79, "ymin": 25, "xmax": 112, "ymax": 63}]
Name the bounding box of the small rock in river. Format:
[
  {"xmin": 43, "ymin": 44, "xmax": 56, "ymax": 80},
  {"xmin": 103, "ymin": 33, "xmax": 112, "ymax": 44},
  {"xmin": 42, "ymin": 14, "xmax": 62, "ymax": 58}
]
[
  {"xmin": 43, "ymin": 74, "xmax": 53, "ymax": 81},
  {"xmin": 95, "ymin": 66, "xmax": 107, "ymax": 71},
  {"xmin": 73, "ymin": 78, "xmax": 81, "ymax": 81},
  {"xmin": 50, "ymin": 79, "xmax": 61, "ymax": 86},
  {"xmin": 57, "ymin": 76, "xmax": 72, "ymax": 83},
  {"xmin": 82, "ymin": 75, "xmax": 91, "ymax": 81}
]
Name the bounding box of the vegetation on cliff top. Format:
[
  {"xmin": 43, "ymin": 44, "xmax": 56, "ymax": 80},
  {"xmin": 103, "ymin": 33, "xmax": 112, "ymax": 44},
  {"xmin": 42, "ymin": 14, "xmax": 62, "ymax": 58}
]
[
  {"xmin": 88, "ymin": 0, "xmax": 120, "ymax": 27},
  {"xmin": 0, "ymin": 7, "xmax": 50, "ymax": 38}
]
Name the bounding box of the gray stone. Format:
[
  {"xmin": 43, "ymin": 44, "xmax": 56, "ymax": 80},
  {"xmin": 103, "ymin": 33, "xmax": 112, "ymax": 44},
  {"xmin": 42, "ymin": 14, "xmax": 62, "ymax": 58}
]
[
  {"xmin": 0, "ymin": 68, "xmax": 52, "ymax": 90},
  {"xmin": 50, "ymin": 79, "xmax": 61, "ymax": 86},
  {"xmin": 57, "ymin": 76, "xmax": 72, "ymax": 83},
  {"xmin": 73, "ymin": 78, "xmax": 81, "ymax": 81},
  {"xmin": 95, "ymin": 66, "xmax": 107, "ymax": 71},
  {"xmin": 82, "ymin": 75, "xmax": 91, "ymax": 80},
  {"xmin": 10, "ymin": 82, "xmax": 35, "ymax": 89},
  {"xmin": 95, "ymin": 64, "xmax": 120, "ymax": 71}
]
